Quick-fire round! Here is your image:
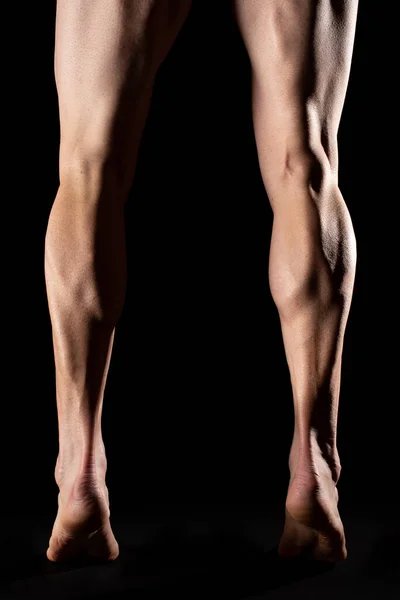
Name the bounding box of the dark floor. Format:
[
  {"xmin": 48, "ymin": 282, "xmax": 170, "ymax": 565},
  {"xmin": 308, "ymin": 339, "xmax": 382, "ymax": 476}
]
[{"xmin": 0, "ymin": 502, "xmax": 398, "ymax": 600}]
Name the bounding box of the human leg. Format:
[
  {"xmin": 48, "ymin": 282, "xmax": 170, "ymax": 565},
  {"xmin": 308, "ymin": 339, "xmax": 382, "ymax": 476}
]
[
  {"xmin": 234, "ymin": 0, "xmax": 359, "ymax": 561},
  {"xmin": 45, "ymin": 0, "xmax": 191, "ymax": 562}
]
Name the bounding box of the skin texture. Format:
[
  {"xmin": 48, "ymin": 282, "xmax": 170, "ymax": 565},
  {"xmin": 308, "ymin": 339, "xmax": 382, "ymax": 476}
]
[
  {"xmin": 45, "ymin": 0, "xmax": 358, "ymax": 563},
  {"xmin": 234, "ymin": 0, "xmax": 358, "ymax": 561}
]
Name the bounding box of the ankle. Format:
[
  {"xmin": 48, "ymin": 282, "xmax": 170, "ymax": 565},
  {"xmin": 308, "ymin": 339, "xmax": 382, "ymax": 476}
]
[
  {"xmin": 56, "ymin": 435, "xmax": 107, "ymax": 484},
  {"xmin": 290, "ymin": 430, "xmax": 341, "ymax": 484}
]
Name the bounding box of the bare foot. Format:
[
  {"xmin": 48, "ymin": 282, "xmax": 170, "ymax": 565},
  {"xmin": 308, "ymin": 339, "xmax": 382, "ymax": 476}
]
[
  {"xmin": 47, "ymin": 453, "xmax": 119, "ymax": 563},
  {"xmin": 279, "ymin": 437, "xmax": 347, "ymax": 562}
]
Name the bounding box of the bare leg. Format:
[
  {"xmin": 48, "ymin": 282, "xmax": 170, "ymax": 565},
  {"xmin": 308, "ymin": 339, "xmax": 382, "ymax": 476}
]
[
  {"xmin": 234, "ymin": 0, "xmax": 359, "ymax": 561},
  {"xmin": 45, "ymin": 0, "xmax": 191, "ymax": 563}
]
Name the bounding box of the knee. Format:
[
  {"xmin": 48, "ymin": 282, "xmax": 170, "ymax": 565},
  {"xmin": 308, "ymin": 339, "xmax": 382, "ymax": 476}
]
[
  {"xmin": 264, "ymin": 109, "xmax": 339, "ymax": 202},
  {"xmin": 282, "ymin": 146, "xmax": 356, "ymax": 267},
  {"xmin": 268, "ymin": 150, "xmax": 356, "ymax": 314},
  {"xmin": 59, "ymin": 142, "xmax": 131, "ymax": 202},
  {"xmin": 280, "ymin": 144, "xmax": 334, "ymax": 199}
]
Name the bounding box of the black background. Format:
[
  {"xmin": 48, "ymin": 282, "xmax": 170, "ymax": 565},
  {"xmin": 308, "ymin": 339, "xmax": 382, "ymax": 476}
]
[{"xmin": 3, "ymin": 1, "xmax": 395, "ymax": 523}]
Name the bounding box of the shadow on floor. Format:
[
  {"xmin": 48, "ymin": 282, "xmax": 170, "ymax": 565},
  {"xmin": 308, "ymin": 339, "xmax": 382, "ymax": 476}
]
[{"xmin": 0, "ymin": 526, "xmax": 335, "ymax": 599}]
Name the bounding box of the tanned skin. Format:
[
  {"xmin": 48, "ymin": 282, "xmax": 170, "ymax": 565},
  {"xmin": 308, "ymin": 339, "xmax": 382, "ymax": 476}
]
[{"xmin": 45, "ymin": 0, "xmax": 358, "ymax": 563}]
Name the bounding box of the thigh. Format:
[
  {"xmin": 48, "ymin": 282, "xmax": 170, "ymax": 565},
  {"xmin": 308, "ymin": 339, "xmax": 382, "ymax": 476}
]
[
  {"xmin": 55, "ymin": 0, "xmax": 191, "ymax": 186},
  {"xmin": 233, "ymin": 0, "xmax": 359, "ymax": 193}
]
